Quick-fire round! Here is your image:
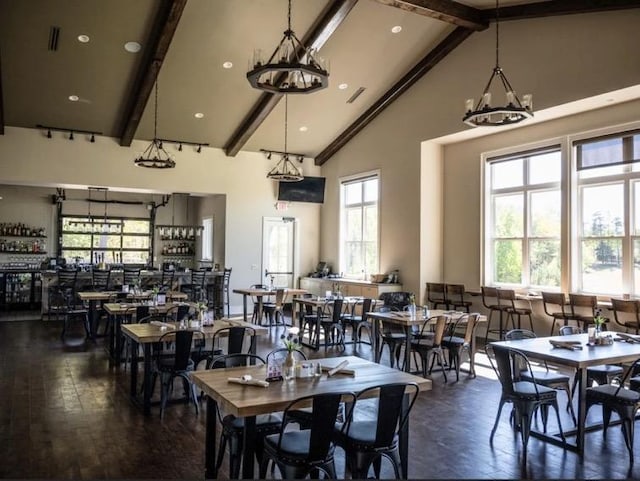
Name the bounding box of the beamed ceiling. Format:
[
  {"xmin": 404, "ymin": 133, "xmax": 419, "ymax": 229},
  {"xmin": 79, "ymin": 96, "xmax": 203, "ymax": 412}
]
[{"xmin": 1, "ymin": 0, "xmax": 640, "ymax": 166}]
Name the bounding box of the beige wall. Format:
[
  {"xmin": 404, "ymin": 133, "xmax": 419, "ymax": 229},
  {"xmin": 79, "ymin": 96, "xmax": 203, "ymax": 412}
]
[
  {"xmin": 0, "ymin": 127, "xmax": 322, "ymax": 314},
  {"xmin": 320, "ymin": 10, "xmax": 640, "ymax": 297}
]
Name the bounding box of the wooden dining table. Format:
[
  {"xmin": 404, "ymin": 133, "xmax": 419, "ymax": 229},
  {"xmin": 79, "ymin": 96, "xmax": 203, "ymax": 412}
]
[
  {"xmin": 191, "ymin": 355, "xmax": 431, "ymax": 479},
  {"xmin": 103, "ymin": 300, "xmax": 196, "ymax": 365},
  {"xmin": 120, "ymin": 318, "xmax": 268, "ymax": 415},
  {"xmin": 366, "ymin": 309, "xmax": 486, "ymax": 373},
  {"xmin": 77, "ymin": 289, "xmax": 188, "ymax": 339},
  {"xmin": 491, "ymin": 332, "xmax": 640, "ymax": 455},
  {"xmin": 232, "ymin": 287, "xmax": 307, "ymax": 324}
]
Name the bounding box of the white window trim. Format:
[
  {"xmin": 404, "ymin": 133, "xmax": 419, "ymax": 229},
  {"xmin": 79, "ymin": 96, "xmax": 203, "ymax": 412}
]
[
  {"xmin": 339, "ymin": 169, "xmax": 380, "ymax": 280},
  {"xmin": 201, "ymin": 216, "xmax": 213, "ymax": 261}
]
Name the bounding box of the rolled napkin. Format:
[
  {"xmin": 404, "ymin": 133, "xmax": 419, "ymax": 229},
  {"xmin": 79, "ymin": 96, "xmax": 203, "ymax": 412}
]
[
  {"xmin": 549, "ymin": 339, "xmax": 583, "ymax": 350},
  {"xmin": 228, "ymin": 377, "xmax": 269, "ymax": 388},
  {"xmin": 616, "ymin": 332, "xmax": 640, "ymax": 343},
  {"xmin": 150, "ymin": 320, "xmax": 175, "ymax": 330},
  {"xmin": 324, "ymin": 360, "xmax": 353, "ymax": 377}
]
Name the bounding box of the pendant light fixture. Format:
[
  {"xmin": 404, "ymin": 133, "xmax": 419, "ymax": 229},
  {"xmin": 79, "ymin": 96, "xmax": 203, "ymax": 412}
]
[
  {"xmin": 134, "ymin": 80, "xmax": 176, "ymax": 169},
  {"xmin": 463, "ymin": 0, "xmax": 533, "ymax": 127},
  {"xmin": 247, "ymin": 0, "xmax": 328, "ymax": 94},
  {"xmin": 265, "ymin": 94, "xmax": 304, "ymax": 182}
]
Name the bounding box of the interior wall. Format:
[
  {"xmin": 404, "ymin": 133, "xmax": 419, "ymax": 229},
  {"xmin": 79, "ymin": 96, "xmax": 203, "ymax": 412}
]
[
  {"xmin": 319, "ymin": 10, "xmax": 640, "ymax": 298},
  {"xmin": 0, "ymin": 127, "xmax": 321, "ymax": 314}
]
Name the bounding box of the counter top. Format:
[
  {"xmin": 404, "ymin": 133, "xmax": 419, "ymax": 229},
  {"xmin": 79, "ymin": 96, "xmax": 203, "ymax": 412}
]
[{"xmin": 300, "ymin": 276, "xmax": 401, "ymax": 287}]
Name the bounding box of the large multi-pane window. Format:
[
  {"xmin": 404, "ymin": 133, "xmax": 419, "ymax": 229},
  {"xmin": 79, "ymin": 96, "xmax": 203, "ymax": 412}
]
[
  {"xmin": 485, "ymin": 148, "xmax": 562, "ymax": 288},
  {"xmin": 340, "ymin": 174, "xmax": 379, "ymax": 279},
  {"xmin": 574, "ymin": 129, "xmax": 640, "ymax": 295},
  {"xmin": 61, "ymin": 216, "xmax": 151, "ymax": 265}
]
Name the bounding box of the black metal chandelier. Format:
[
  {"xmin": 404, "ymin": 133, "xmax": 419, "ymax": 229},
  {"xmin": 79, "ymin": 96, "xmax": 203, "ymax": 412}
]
[
  {"xmin": 247, "ymin": 0, "xmax": 329, "ymax": 94},
  {"xmin": 265, "ymin": 95, "xmax": 303, "ymax": 182},
  {"xmin": 134, "ymin": 81, "xmax": 176, "ymax": 169},
  {"xmin": 463, "ymin": 0, "xmax": 533, "ymax": 127}
]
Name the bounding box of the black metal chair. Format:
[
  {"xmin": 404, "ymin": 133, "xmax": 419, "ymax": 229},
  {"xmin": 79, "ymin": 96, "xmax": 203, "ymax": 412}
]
[
  {"xmin": 250, "ymin": 284, "xmax": 270, "ymax": 324},
  {"xmin": 376, "ymin": 306, "xmax": 407, "ymax": 369},
  {"xmin": 91, "ymin": 268, "xmax": 111, "ymax": 291},
  {"xmin": 262, "ymin": 288, "xmax": 286, "ymax": 327},
  {"xmin": 123, "ymin": 267, "xmax": 141, "ymax": 288},
  {"xmin": 211, "ymin": 353, "xmax": 283, "ymax": 479},
  {"xmin": 340, "ymin": 298, "xmax": 374, "ymax": 345},
  {"xmin": 335, "ymin": 382, "xmax": 419, "ymax": 479},
  {"xmin": 559, "ymin": 325, "xmax": 624, "ymax": 397},
  {"xmin": 441, "ymin": 313, "xmax": 481, "ymax": 380},
  {"xmin": 585, "ymin": 357, "xmax": 640, "ymax": 464},
  {"xmin": 52, "ymin": 268, "xmax": 90, "ymax": 340},
  {"xmin": 151, "ymin": 329, "xmax": 204, "ymax": 418},
  {"xmin": 259, "ymin": 391, "xmax": 356, "ymax": 479},
  {"xmin": 206, "ymin": 326, "xmax": 256, "ymax": 369},
  {"xmin": 317, "ymin": 298, "xmax": 345, "ymax": 351},
  {"xmin": 487, "ymin": 345, "xmax": 565, "ymax": 469},
  {"xmin": 181, "ymin": 269, "xmax": 207, "ymax": 302},
  {"xmin": 505, "ymin": 329, "xmax": 576, "ymax": 424},
  {"xmin": 159, "ymin": 268, "xmax": 174, "ymax": 291},
  {"xmin": 410, "ymin": 315, "xmax": 448, "ymax": 382},
  {"xmin": 222, "ymin": 268, "xmax": 232, "ymax": 318},
  {"xmin": 379, "ymin": 291, "xmax": 413, "ymax": 311}
]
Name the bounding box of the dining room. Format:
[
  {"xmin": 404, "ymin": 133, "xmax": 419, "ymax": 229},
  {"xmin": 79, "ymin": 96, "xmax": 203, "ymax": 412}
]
[{"xmin": 1, "ymin": 1, "xmax": 640, "ymax": 480}]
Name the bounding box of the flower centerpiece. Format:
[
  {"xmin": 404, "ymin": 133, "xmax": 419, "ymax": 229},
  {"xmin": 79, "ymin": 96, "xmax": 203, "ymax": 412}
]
[
  {"xmin": 197, "ymin": 301, "xmax": 208, "ymax": 323},
  {"xmin": 151, "ymin": 286, "xmax": 160, "ymax": 305},
  {"xmin": 280, "ymin": 327, "xmax": 300, "ymax": 379}
]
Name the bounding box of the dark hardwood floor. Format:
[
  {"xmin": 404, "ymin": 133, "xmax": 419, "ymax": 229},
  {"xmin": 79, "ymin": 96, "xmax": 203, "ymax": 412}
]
[{"xmin": 0, "ymin": 315, "xmax": 638, "ymax": 479}]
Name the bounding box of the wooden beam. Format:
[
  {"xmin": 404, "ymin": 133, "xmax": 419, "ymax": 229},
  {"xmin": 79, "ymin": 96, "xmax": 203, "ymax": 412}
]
[
  {"xmin": 224, "ymin": 0, "xmax": 359, "ymax": 157},
  {"xmin": 0, "ymin": 49, "xmax": 4, "ymax": 135},
  {"xmin": 494, "ymin": 0, "xmax": 640, "ymax": 21},
  {"xmin": 374, "ymin": 0, "xmax": 488, "ymax": 30},
  {"xmin": 118, "ymin": 0, "xmax": 187, "ymax": 147},
  {"xmin": 315, "ymin": 27, "xmax": 472, "ymax": 166}
]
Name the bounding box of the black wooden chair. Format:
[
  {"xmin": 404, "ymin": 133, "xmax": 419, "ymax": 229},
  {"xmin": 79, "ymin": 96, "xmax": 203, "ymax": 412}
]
[
  {"xmin": 205, "ymin": 326, "xmax": 256, "ymax": 369},
  {"xmin": 317, "ymin": 298, "xmax": 345, "ymax": 351},
  {"xmin": 487, "ymin": 345, "xmax": 565, "ymax": 469},
  {"xmin": 481, "ymin": 286, "xmax": 511, "ymax": 343},
  {"xmin": 445, "ymin": 283, "xmax": 472, "ymax": 312},
  {"xmin": 340, "ymin": 298, "xmax": 374, "ymax": 345},
  {"xmin": 585, "ymin": 357, "xmax": 640, "ymax": 464},
  {"xmin": 541, "ymin": 291, "xmax": 572, "ymax": 336},
  {"xmin": 611, "ymin": 298, "xmax": 640, "ymax": 334},
  {"xmin": 426, "ymin": 283, "xmax": 449, "ymax": 310},
  {"xmin": 335, "ymin": 382, "xmax": 419, "ymax": 479},
  {"xmin": 259, "ymin": 391, "xmax": 356, "ymax": 479}
]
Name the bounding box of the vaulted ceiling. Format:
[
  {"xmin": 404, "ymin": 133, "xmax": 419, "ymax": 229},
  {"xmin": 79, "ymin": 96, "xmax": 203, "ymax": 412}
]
[{"xmin": 1, "ymin": 0, "xmax": 639, "ymax": 165}]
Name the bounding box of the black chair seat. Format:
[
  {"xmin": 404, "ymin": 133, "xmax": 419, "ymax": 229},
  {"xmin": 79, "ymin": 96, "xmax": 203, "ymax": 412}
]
[
  {"xmin": 337, "ymin": 420, "xmax": 398, "ymax": 447},
  {"xmin": 587, "ymin": 384, "xmax": 640, "ymax": 405},
  {"xmin": 442, "ymin": 335, "xmax": 464, "ymax": 346},
  {"xmin": 520, "ymin": 370, "xmax": 571, "ymax": 385},
  {"xmin": 223, "ymin": 413, "xmax": 282, "ymax": 431},
  {"xmin": 589, "ymin": 364, "xmax": 624, "ymax": 376},
  {"xmin": 158, "ymin": 357, "xmax": 194, "ymax": 371},
  {"xmin": 630, "ymin": 376, "xmax": 640, "ymax": 392},
  {"xmin": 513, "ymin": 380, "xmax": 557, "ymax": 399}
]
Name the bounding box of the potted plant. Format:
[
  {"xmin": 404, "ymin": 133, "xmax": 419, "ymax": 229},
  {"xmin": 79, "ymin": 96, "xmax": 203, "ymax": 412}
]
[{"xmin": 280, "ymin": 327, "xmax": 301, "ymax": 380}]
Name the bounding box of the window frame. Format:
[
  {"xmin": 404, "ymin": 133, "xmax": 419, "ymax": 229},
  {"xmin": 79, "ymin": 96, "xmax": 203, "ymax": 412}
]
[
  {"xmin": 339, "ymin": 170, "xmax": 380, "ymax": 280},
  {"xmin": 201, "ymin": 216, "xmax": 213, "ymax": 261}
]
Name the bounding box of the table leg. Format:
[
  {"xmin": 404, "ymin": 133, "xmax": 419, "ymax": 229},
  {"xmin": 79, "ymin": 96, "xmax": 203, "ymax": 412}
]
[
  {"xmin": 576, "ymin": 367, "xmax": 587, "ymax": 456},
  {"xmin": 399, "ymin": 393, "xmax": 409, "ymax": 479},
  {"xmin": 205, "ymin": 397, "xmax": 218, "ymax": 479},
  {"xmin": 107, "ymin": 313, "xmax": 116, "ymax": 366},
  {"xmin": 114, "ymin": 315, "xmax": 123, "ymax": 365},
  {"xmin": 89, "ymin": 299, "xmax": 98, "ymax": 339},
  {"xmin": 404, "ymin": 325, "xmax": 412, "ymax": 372},
  {"xmin": 143, "ymin": 343, "xmax": 152, "ymax": 416},
  {"xmin": 242, "ymin": 415, "xmax": 257, "ymax": 479},
  {"xmin": 242, "ymin": 294, "xmax": 248, "ymax": 323},
  {"xmin": 129, "ymin": 339, "xmax": 139, "ymax": 399},
  {"xmin": 373, "ymin": 319, "xmax": 380, "ymax": 363}
]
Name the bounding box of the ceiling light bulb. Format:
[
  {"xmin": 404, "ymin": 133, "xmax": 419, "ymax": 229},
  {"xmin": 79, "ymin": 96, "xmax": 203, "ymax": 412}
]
[
  {"xmin": 68, "ymin": 95, "xmax": 79, "ymax": 102},
  {"xmin": 222, "ymin": 61, "xmax": 233, "ymax": 69},
  {"xmin": 391, "ymin": 25, "xmax": 402, "ymax": 34},
  {"xmin": 299, "ymin": 126, "xmax": 308, "ymax": 132},
  {"xmin": 338, "ymin": 83, "xmax": 348, "ymax": 90},
  {"xmin": 77, "ymin": 34, "xmax": 90, "ymax": 43},
  {"xmin": 124, "ymin": 41, "xmax": 141, "ymax": 53},
  {"xmin": 194, "ymin": 112, "xmax": 204, "ymax": 119}
]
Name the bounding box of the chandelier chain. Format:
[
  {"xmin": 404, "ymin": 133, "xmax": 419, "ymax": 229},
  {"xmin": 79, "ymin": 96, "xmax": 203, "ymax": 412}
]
[
  {"xmin": 284, "ymin": 94, "xmax": 288, "ymax": 153},
  {"xmin": 153, "ymin": 81, "xmax": 159, "ymax": 139},
  {"xmin": 287, "ymin": 0, "xmax": 292, "ymax": 31},
  {"xmin": 495, "ymin": 0, "xmax": 500, "ymax": 68}
]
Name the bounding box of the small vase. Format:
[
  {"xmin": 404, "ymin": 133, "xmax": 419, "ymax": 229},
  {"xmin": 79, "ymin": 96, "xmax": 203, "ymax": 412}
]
[
  {"xmin": 284, "ymin": 351, "xmax": 296, "ymax": 380},
  {"xmin": 408, "ymin": 304, "xmax": 416, "ymax": 320}
]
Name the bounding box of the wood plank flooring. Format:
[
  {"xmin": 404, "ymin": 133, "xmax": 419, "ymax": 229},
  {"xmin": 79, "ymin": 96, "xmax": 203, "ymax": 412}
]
[{"xmin": 0, "ymin": 316, "xmax": 638, "ymax": 479}]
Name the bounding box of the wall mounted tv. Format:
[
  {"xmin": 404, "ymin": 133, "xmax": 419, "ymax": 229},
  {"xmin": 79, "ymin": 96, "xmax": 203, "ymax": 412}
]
[{"xmin": 277, "ymin": 176, "xmax": 326, "ymax": 204}]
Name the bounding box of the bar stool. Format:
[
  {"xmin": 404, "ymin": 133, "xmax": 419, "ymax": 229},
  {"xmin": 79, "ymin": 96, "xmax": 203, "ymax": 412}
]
[
  {"xmin": 481, "ymin": 286, "xmax": 511, "ymax": 343},
  {"xmin": 541, "ymin": 291, "xmax": 572, "ymax": 336},
  {"xmin": 426, "ymin": 282, "xmax": 449, "ymax": 310},
  {"xmin": 498, "ymin": 289, "xmax": 535, "ymax": 334}
]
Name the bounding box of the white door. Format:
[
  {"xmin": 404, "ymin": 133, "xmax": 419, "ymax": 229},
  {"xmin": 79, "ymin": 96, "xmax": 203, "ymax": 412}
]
[{"xmin": 262, "ymin": 217, "xmax": 297, "ymax": 288}]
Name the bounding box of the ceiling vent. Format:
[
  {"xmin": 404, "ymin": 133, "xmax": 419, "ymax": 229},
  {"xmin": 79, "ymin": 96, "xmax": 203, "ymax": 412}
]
[
  {"xmin": 48, "ymin": 26, "xmax": 60, "ymax": 52},
  {"xmin": 346, "ymin": 87, "xmax": 366, "ymax": 104}
]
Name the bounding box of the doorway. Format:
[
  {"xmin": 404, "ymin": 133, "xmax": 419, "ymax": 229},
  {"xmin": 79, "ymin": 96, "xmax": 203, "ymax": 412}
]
[{"xmin": 262, "ymin": 217, "xmax": 297, "ymax": 288}]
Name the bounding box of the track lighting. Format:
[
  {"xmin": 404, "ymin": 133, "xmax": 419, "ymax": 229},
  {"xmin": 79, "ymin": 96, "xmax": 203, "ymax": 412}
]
[
  {"xmin": 178, "ymin": 143, "xmax": 183, "ymax": 152},
  {"xmin": 197, "ymin": 145, "xmax": 202, "ymax": 154},
  {"xmin": 156, "ymin": 138, "xmax": 209, "ymax": 155},
  {"xmin": 37, "ymin": 125, "xmax": 101, "ymax": 143}
]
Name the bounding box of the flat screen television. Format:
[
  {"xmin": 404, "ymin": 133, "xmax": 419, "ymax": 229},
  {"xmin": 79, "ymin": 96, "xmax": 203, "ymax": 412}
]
[{"xmin": 277, "ymin": 176, "xmax": 326, "ymax": 204}]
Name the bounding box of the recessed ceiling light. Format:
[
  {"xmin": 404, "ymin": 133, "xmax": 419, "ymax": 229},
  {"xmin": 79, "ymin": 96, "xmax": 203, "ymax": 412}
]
[
  {"xmin": 77, "ymin": 34, "xmax": 90, "ymax": 43},
  {"xmin": 391, "ymin": 25, "xmax": 402, "ymax": 34},
  {"xmin": 68, "ymin": 95, "xmax": 79, "ymax": 102},
  {"xmin": 299, "ymin": 126, "xmax": 308, "ymax": 132},
  {"xmin": 338, "ymin": 83, "xmax": 348, "ymax": 90},
  {"xmin": 194, "ymin": 112, "xmax": 204, "ymax": 119},
  {"xmin": 124, "ymin": 41, "xmax": 141, "ymax": 53},
  {"xmin": 222, "ymin": 61, "xmax": 233, "ymax": 69}
]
